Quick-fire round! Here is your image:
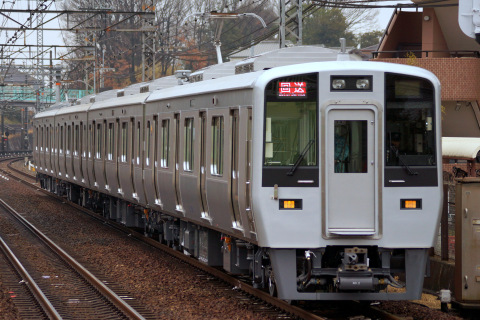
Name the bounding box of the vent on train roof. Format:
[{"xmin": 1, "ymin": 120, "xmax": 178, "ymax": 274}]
[
  {"xmin": 140, "ymin": 85, "xmax": 149, "ymax": 93},
  {"xmin": 117, "ymin": 90, "xmax": 125, "ymax": 97},
  {"xmin": 235, "ymin": 63, "xmax": 254, "ymax": 74},
  {"xmin": 190, "ymin": 74, "xmax": 203, "ymax": 83},
  {"xmin": 90, "ymin": 97, "xmax": 96, "ymax": 103}
]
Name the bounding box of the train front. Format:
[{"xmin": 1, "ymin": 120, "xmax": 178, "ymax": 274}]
[{"xmin": 251, "ymin": 61, "xmax": 442, "ymax": 300}]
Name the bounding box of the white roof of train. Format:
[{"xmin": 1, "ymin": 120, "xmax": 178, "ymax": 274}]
[
  {"xmin": 90, "ymin": 92, "xmax": 150, "ymax": 110},
  {"xmin": 146, "ymin": 71, "xmax": 259, "ymax": 102}
]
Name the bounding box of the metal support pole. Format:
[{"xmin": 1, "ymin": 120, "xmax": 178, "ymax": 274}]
[
  {"xmin": 279, "ymin": 0, "xmax": 303, "ymax": 48},
  {"xmin": 441, "ymin": 184, "xmax": 449, "ymax": 261},
  {"xmin": 142, "ymin": 1, "xmax": 156, "ymax": 81}
]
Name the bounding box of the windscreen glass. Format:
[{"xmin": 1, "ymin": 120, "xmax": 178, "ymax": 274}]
[
  {"xmin": 385, "ymin": 73, "xmax": 435, "ymax": 166},
  {"xmin": 264, "ymin": 73, "xmax": 318, "ymax": 167}
]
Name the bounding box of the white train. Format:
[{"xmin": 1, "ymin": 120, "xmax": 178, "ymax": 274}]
[{"xmin": 34, "ymin": 47, "xmax": 442, "ymax": 300}]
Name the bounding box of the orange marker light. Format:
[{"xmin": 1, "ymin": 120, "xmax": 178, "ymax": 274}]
[
  {"xmin": 405, "ymin": 200, "xmax": 417, "ymax": 209},
  {"xmin": 284, "ymin": 200, "xmax": 295, "ymax": 209}
]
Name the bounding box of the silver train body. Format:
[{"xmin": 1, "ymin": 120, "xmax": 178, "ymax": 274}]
[{"xmin": 34, "ymin": 57, "xmax": 442, "ymax": 300}]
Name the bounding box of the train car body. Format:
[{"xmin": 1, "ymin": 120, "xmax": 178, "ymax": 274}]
[{"xmin": 34, "ymin": 53, "xmax": 442, "ymax": 301}]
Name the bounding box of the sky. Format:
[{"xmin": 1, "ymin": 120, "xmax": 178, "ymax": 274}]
[{"xmin": 0, "ymin": 1, "xmax": 420, "ymax": 66}]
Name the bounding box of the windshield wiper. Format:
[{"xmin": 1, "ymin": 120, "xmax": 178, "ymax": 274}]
[
  {"xmin": 399, "ymin": 156, "xmax": 418, "ymax": 176},
  {"xmin": 287, "ymin": 139, "xmax": 314, "ymax": 176}
]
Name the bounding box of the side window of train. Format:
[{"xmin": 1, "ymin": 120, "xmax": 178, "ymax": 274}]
[
  {"xmin": 46, "ymin": 126, "xmax": 49, "ymax": 152},
  {"xmin": 96, "ymin": 123, "xmax": 102, "ymax": 159},
  {"xmin": 184, "ymin": 118, "xmax": 194, "ymax": 172},
  {"xmin": 89, "ymin": 124, "xmax": 93, "ymax": 158},
  {"xmin": 146, "ymin": 120, "xmax": 151, "ymax": 167},
  {"xmin": 121, "ymin": 122, "xmax": 128, "ymax": 163},
  {"xmin": 136, "ymin": 121, "xmax": 141, "ymax": 165},
  {"xmin": 60, "ymin": 125, "xmax": 64, "ymax": 154},
  {"xmin": 211, "ymin": 116, "xmax": 224, "ymax": 176},
  {"xmin": 107, "ymin": 123, "xmax": 114, "ymax": 161},
  {"xmin": 161, "ymin": 119, "xmax": 169, "ymax": 168},
  {"xmin": 67, "ymin": 125, "xmax": 72, "ymax": 155},
  {"xmin": 74, "ymin": 125, "xmax": 80, "ymax": 156}
]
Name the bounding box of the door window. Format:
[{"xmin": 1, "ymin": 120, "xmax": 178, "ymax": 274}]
[{"xmin": 334, "ymin": 120, "xmax": 367, "ymax": 173}]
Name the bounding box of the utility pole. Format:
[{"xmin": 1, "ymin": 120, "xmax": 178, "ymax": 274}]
[
  {"xmin": 142, "ymin": 1, "xmax": 156, "ymax": 82},
  {"xmin": 279, "ymin": 0, "xmax": 303, "ymax": 48}
]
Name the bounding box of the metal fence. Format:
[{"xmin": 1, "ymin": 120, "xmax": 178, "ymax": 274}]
[
  {"xmin": 434, "ymin": 175, "xmax": 456, "ymax": 261},
  {"xmin": 0, "ymin": 86, "xmax": 89, "ymax": 104}
]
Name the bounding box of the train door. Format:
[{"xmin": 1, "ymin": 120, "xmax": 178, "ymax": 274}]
[
  {"xmin": 199, "ymin": 112, "xmax": 210, "ymax": 221},
  {"xmin": 325, "ymin": 107, "xmax": 377, "ymax": 236},
  {"xmin": 230, "ymin": 109, "xmax": 243, "ymax": 230}
]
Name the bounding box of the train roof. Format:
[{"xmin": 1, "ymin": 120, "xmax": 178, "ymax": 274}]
[
  {"xmin": 254, "ymin": 60, "xmax": 440, "ymax": 86},
  {"xmin": 33, "ymin": 107, "xmax": 61, "ymax": 119},
  {"xmin": 189, "ymin": 45, "xmax": 360, "ymax": 82},
  {"xmin": 146, "ymin": 71, "xmax": 260, "ymax": 103},
  {"xmin": 56, "ymin": 103, "xmax": 92, "ymax": 115},
  {"xmin": 89, "ymin": 92, "xmax": 150, "ymax": 110}
]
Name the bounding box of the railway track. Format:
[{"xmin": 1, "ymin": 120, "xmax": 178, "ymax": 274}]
[
  {"xmin": 0, "ymin": 197, "xmax": 152, "ymax": 320},
  {"xmin": 0, "ymin": 156, "xmax": 413, "ymax": 320}
]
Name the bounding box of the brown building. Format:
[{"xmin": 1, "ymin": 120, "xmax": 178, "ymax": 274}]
[{"xmin": 374, "ymin": 2, "xmax": 480, "ymax": 138}]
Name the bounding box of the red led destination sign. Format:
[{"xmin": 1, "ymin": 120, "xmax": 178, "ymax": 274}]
[{"xmin": 278, "ymin": 81, "xmax": 307, "ymax": 97}]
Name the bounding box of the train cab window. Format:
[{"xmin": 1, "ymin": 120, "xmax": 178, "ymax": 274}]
[
  {"xmin": 385, "ymin": 73, "xmax": 437, "ymax": 187},
  {"xmin": 184, "ymin": 118, "xmax": 194, "ymax": 171},
  {"xmin": 121, "ymin": 122, "xmax": 127, "ymax": 163},
  {"xmin": 385, "ymin": 74, "xmax": 435, "ymax": 167},
  {"xmin": 334, "ymin": 120, "xmax": 367, "ymax": 173},
  {"xmin": 161, "ymin": 119, "xmax": 169, "ymax": 168},
  {"xmin": 211, "ymin": 116, "xmax": 224, "ymax": 176},
  {"xmin": 262, "ymin": 73, "xmax": 318, "ymax": 187}
]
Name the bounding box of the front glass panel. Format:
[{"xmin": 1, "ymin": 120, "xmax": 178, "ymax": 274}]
[
  {"xmin": 385, "ymin": 73, "xmax": 435, "ymax": 166},
  {"xmin": 334, "ymin": 120, "xmax": 367, "ymax": 173},
  {"xmin": 264, "ymin": 74, "xmax": 318, "ymax": 167},
  {"xmin": 262, "ymin": 73, "xmax": 318, "ymax": 187}
]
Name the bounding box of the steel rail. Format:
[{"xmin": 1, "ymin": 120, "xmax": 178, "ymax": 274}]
[
  {"xmin": 0, "ymin": 198, "xmax": 146, "ymax": 320},
  {"xmin": 3, "ymin": 157, "xmax": 408, "ymax": 320},
  {"xmin": 0, "ymin": 235, "xmax": 62, "ymax": 320}
]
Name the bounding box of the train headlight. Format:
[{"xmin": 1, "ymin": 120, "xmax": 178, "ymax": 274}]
[
  {"xmin": 356, "ymin": 79, "xmax": 370, "ymax": 90},
  {"xmin": 331, "ymin": 76, "xmax": 373, "ymax": 91},
  {"xmin": 332, "ymin": 79, "xmax": 346, "ymax": 90}
]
